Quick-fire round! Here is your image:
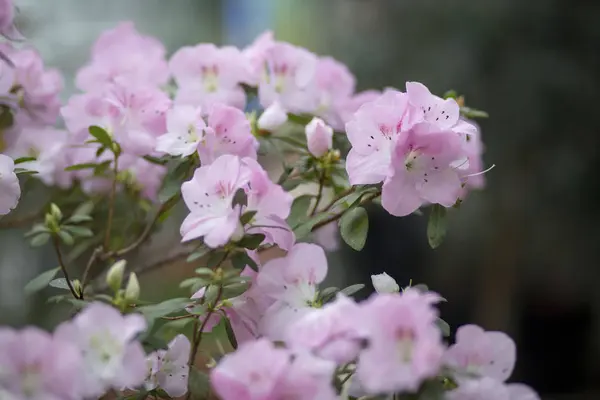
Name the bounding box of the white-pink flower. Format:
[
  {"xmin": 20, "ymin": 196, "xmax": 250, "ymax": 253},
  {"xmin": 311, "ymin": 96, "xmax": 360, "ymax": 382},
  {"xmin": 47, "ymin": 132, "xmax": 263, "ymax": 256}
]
[
  {"xmin": 0, "ymin": 327, "xmax": 84, "ymax": 400},
  {"xmin": 54, "ymin": 302, "xmax": 147, "ymax": 398},
  {"xmin": 256, "ymin": 243, "xmax": 327, "ymax": 340},
  {"xmin": 355, "ymin": 289, "xmax": 445, "ymax": 394},
  {"xmin": 444, "ymin": 324, "xmax": 516, "ymax": 382},
  {"xmin": 156, "ymin": 105, "xmax": 206, "ymax": 157},
  {"xmin": 406, "ymin": 81, "xmax": 461, "ymax": 130},
  {"xmin": 305, "ymin": 117, "xmax": 333, "ymax": 157},
  {"xmin": 371, "ymin": 272, "xmax": 400, "ymax": 293},
  {"xmin": 257, "ymin": 101, "xmax": 288, "ymax": 131},
  {"xmin": 285, "ymin": 294, "xmax": 368, "ymax": 364},
  {"xmin": 314, "ymin": 56, "xmax": 356, "ymax": 130},
  {"xmin": 145, "ymin": 334, "xmax": 190, "ymax": 398},
  {"xmin": 276, "ymin": 352, "xmax": 338, "ymax": 400},
  {"xmin": 210, "ymin": 338, "xmax": 290, "ymax": 400},
  {"xmin": 170, "ymin": 43, "xmax": 250, "ymax": 110},
  {"xmin": 0, "ymin": 154, "xmax": 19, "ymax": 215}
]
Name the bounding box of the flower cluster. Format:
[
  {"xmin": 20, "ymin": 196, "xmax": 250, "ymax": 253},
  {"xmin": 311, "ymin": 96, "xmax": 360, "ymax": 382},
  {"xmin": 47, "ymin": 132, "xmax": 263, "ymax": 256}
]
[{"xmin": 0, "ymin": 10, "xmax": 534, "ymax": 400}]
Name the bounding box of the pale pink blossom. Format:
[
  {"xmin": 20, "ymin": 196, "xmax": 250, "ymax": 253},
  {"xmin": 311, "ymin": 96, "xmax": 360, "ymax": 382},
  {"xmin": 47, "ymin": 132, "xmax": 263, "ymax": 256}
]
[
  {"xmin": 199, "ymin": 104, "xmax": 258, "ymax": 164},
  {"xmin": 345, "ymin": 89, "xmax": 419, "ymax": 185},
  {"xmin": 285, "ymin": 294, "xmax": 368, "ymax": 364},
  {"xmin": 258, "ymin": 41, "xmax": 319, "ymax": 114},
  {"xmin": 145, "ymin": 334, "xmax": 190, "ymax": 398},
  {"xmin": 257, "ymin": 101, "xmax": 288, "ymax": 131},
  {"xmin": 210, "ymin": 338, "xmax": 290, "ymax": 400},
  {"xmin": 305, "ymin": 117, "xmax": 333, "ymax": 157},
  {"xmin": 406, "ymin": 81, "xmax": 461, "ymax": 130},
  {"xmin": 275, "ymin": 352, "xmax": 338, "ymax": 400},
  {"xmin": 371, "ymin": 272, "xmax": 400, "ymax": 293},
  {"xmin": 170, "ymin": 43, "xmax": 250, "ymax": 110},
  {"xmin": 507, "ymin": 383, "xmax": 540, "ymax": 400},
  {"xmin": 256, "ymin": 243, "xmax": 327, "ymax": 340},
  {"xmin": 76, "ymin": 22, "xmax": 169, "ymax": 91},
  {"xmin": 180, "ymin": 155, "xmax": 249, "ymax": 246},
  {"xmin": 0, "ymin": 0, "xmax": 22, "ymax": 40},
  {"xmin": 0, "ymin": 154, "xmax": 19, "ymax": 215},
  {"xmin": 155, "ymin": 105, "xmax": 206, "ymax": 157},
  {"xmin": 313, "ymin": 56, "xmax": 356, "ymax": 130},
  {"xmin": 355, "ymin": 289, "xmax": 445, "ymax": 394},
  {"xmin": 446, "ymin": 377, "xmax": 510, "ymax": 400},
  {"xmin": 381, "ymin": 122, "xmax": 465, "ymax": 216},
  {"xmin": 0, "ymin": 327, "xmax": 83, "ymax": 400},
  {"xmin": 337, "ymin": 90, "xmax": 381, "ymax": 126},
  {"xmin": 242, "ymin": 31, "xmax": 275, "ymax": 85},
  {"xmin": 444, "ymin": 324, "xmax": 516, "ymax": 382},
  {"xmin": 54, "ymin": 302, "xmax": 147, "ymax": 398}
]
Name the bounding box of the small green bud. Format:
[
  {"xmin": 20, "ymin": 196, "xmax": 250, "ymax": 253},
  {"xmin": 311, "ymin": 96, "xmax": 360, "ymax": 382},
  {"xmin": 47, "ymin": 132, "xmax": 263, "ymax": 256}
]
[
  {"xmin": 50, "ymin": 203, "xmax": 62, "ymax": 221},
  {"xmin": 72, "ymin": 279, "xmax": 82, "ymax": 297},
  {"xmin": 44, "ymin": 213, "xmax": 59, "ymax": 233},
  {"xmin": 106, "ymin": 260, "xmax": 126, "ymax": 292},
  {"xmin": 124, "ymin": 272, "xmax": 140, "ymax": 302}
]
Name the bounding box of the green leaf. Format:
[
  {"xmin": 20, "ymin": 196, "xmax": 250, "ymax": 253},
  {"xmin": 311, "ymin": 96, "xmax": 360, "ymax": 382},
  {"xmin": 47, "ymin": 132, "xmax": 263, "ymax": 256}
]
[
  {"xmin": 65, "ymin": 214, "xmax": 93, "ymax": 223},
  {"xmin": 318, "ymin": 286, "xmax": 340, "ymax": 304},
  {"xmin": 240, "ymin": 210, "xmax": 257, "ymax": 225},
  {"xmin": 287, "ymin": 113, "xmax": 313, "ymax": 126},
  {"xmin": 340, "ymin": 283, "xmax": 365, "ymax": 297},
  {"xmin": 231, "ymin": 251, "xmax": 256, "ymax": 271},
  {"xmin": 293, "ymin": 211, "xmax": 336, "ymax": 240},
  {"xmin": 187, "ymin": 304, "xmax": 207, "ymax": 315},
  {"xmin": 138, "ymin": 298, "xmax": 192, "ymax": 321},
  {"xmin": 64, "ymin": 163, "xmax": 101, "ymax": 171},
  {"xmin": 142, "ymin": 335, "xmax": 169, "ymax": 353},
  {"xmin": 13, "ymin": 156, "xmax": 36, "ymax": 164},
  {"xmin": 237, "ymin": 233, "xmax": 265, "ymax": 250},
  {"xmin": 72, "ymin": 201, "xmax": 95, "ymax": 216},
  {"xmin": 143, "ymin": 155, "xmax": 169, "ymax": 165},
  {"xmin": 158, "ymin": 176, "xmax": 181, "ymax": 204},
  {"xmin": 194, "ymin": 267, "xmax": 214, "ymax": 276},
  {"xmin": 62, "ymin": 225, "xmax": 94, "ymax": 238},
  {"xmin": 57, "ymin": 230, "xmax": 74, "ymax": 246},
  {"xmin": 460, "ymin": 106, "xmax": 489, "ymax": 119},
  {"xmin": 188, "ymin": 367, "xmax": 210, "ymax": 399},
  {"xmin": 443, "ymin": 90, "xmax": 458, "ymax": 99},
  {"xmin": 287, "ymin": 195, "xmax": 313, "ymax": 228},
  {"xmin": 49, "ymin": 278, "xmax": 70, "ymax": 290},
  {"xmin": 436, "ymin": 318, "xmax": 451, "ymax": 337},
  {"xmin": 25, "ymin": 224, "xmax": 49, "ymax": 237},
  {"xmin": 203, "ymin": 285, "xmax": 220, "ymax": 305},
  {"xmin": 223, "ymin": 316, "xmax": 238, "ymax": 349},
  {"xmin": 222, "ymin": 282, "xmax": 250, "ymax": 299},
  {"xmin": 14, "ymin": 168, "xmax": 38, "ymax": 175},
  {"xmin": 232, "ymin": 188, "xmax": 248, "ymax": 208},
  {"xmin": 427, "ymin": 204, "xmax": 447, "ymax": 249},
  {"xmin": 88, "ymin": 125, "xmax": 113, "ymax": 149},
  {"xmin": 186, "ymin": 246, "xmax": 211, "ymax": 263},
  {"xmin": 24, "ymin": 267, "xmax": 60, "ymax": 295},
  {"xmin": 281, "ymin": 178, "xmax": 303, "ymax": 191},
  {"xmin": 339, "ymin": 206, "xmax": 369, "ymax": 251},
  {"xmin": 30, "ymin": 233, "xmax": 50, "ymax": 247},
  {"xmin": 179, "ymin": 277, "xmax": 208, "ymax": 290}
]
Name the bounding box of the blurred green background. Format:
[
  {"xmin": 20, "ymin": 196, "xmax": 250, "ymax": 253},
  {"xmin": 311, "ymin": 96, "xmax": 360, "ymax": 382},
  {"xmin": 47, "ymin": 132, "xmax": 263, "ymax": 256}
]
[{"xmin": 1, "ymin": 0, "xmax": 600, "ymax": 398}]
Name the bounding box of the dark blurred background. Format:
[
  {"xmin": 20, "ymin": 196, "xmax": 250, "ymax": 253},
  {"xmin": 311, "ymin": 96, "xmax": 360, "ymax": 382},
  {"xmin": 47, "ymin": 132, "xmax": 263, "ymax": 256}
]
[{"xmin": 1, "ymin": 1, "xmax": 599, "ymax": 399}]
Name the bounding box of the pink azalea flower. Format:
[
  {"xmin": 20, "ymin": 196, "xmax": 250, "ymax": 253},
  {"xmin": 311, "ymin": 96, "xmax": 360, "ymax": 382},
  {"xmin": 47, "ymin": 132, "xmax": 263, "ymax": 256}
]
[
  {"xmin": 381, "ymin": 122, "xmax": 465, "ymax": 216},
  {"xmin": 155, "ymin": 105, "xmax": 206, "ymax": 157},
  {"xmin": 0, "ymin": 327, "xmax": 83, "ymax": 400},
  {"xmin": 256, "ymin": 243, "xmax": 327, "ymax": 340},
  {"xmin": 405, "ymin": 81, "xmax": 461, "ymax": 130},
  {"xmin": 0, "ymin": 57, "xmax": 15, "ymax": 95},
  {"xmin": 123, "ymin": 156, "xmax": 167, "ymax": 201},
  {"xmin": 275, "ymin": 352, "xmax": 338, "ymax": 400},
  {"xmin": 54, "ymin": 302, "xmax": 147, "ymax": 398},
  {"xmin": 210, "ymin": 338, "xmax": 291, "ymax": 400},
  {"xmin": 337, "ymin": 90, "xmax": 381, "ymax": 127},
  {"xmin": 446, "ymin": 377, "xmax": 511, "ymax": 400},
  {"xmin": 305, "ymin": 117, "xmax": 333, "ymax": 157},
  {"xmin": 180, "ymin": 154, "xmax": 250, "ymax": 246},
  {"xmin": 454, "ymin": 118, "xmax": 486, "ymax": 193},
  {"xmin": 0, "ymin": 154, "xmax": 19, "ymax": 215},
  {"xmin": 0, "ymin": 44, "xmax": 63, "ymax": 125},
  {"xmin": 0, "ymin": 0, "xmax": 23, "ymax": 40},
  {"xmin": 258, "ymin": 41, "xmax": 319, "ymax": 114},
  {"xmin": 243, "ymin": 157, "xmax": 294, "ymax": 251},
  {"xmin": 444, "ymin": 324, "xmax": 516, "ymax": 382},
  {"xmin": 285, "ymin": 294, "xmax": 368, "ymax": 364},
  {"xmin": 313, "ymin": 56, "xmax": 356, "ymax": 130},
  {"xmin": 145, "ymin": 334, "xmax": 190, "ymax": 398},
  {"xmin": 355, "ymin": 289, "xmax": 445, "ymax": 394},
  {"xmin": 242, "ymin": 31, "xmax": 276, "ymax": 86},
  {"xmin": 170, "ymin": 43, "xmax": 250, "ymax": 110},
  {"xmin": 345, "ymin": 89, "xmax": 419, "ymax": 185},
  {"xmin": 313, "ymin": 220, "xmax": 340, "ymax": 252},
  {"xmin": 199, "ymin": 104, "xmax": 258, "ymax": 164},
  {"xmin": 76, "ymin": 22, "xmax": 169, "ymax": 91},
  {"xmin": 507, "ymin": 383, "xmax": 541, "ymax": 400}
]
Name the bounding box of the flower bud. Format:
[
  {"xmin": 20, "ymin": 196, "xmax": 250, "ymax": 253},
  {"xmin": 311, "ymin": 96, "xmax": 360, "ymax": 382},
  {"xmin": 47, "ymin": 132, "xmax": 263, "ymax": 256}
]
[
  {"xmin": 371, "ymin": 272, "xmax": 400, "ymax": 293},
  {"xmin": 106, "ymin": 260, "xmax": 126, "ymax": 292},
  {"xmin": 258, "ymin": 102, "xmax": 288, "ymax": 131},
  {"xmin": 231, "ymin": 220, "xmax": 245, "ymax": 242},
  {"xmin": 124, "ymin": 272, "xmax": 140, "ymax": 302},
  {"xmin": 50, "ymin": 203, "xmax": 62, "ymax": 221},
  {"xmin": 72, "ymin": 279, "xmax": 82, "ymax": 297},
  {"xmin": 305, "ymin": 117, "xmax": 333, "ymax": 157}
]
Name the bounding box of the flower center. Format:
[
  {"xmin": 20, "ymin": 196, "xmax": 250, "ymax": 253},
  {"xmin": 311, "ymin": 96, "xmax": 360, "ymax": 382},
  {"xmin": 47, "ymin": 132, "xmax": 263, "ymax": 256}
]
[
  {"xmin": 201, "ymin": 65, "xmax": 219, "ymax": 93},
  {"xmin": 20, "ymin": 364, "xmax": 41, "ymax": 397},
  {"xmin": 395, "ymin": 328, "xmax": 415, "ymax": 363}
]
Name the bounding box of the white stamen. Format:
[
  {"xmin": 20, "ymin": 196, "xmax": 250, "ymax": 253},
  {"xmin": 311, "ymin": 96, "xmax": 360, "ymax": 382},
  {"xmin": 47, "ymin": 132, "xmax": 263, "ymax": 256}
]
[{"xmin": 465, "ymin": 164, "xmax": 496, "ymax": 178}]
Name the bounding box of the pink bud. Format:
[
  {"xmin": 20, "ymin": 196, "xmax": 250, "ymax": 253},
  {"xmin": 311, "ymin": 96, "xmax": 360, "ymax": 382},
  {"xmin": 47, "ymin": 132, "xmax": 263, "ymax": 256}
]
[
  {"xmin": 305, "ymin": 117, "xmax": 333, "ymax": 157},
  {"xmin": 258, "ymin": 102, "xmax": 288, "ymax": 131}
]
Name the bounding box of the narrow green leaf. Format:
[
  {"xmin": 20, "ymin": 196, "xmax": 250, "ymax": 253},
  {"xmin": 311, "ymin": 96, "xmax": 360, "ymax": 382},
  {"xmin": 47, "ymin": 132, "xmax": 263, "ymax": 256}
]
[
  {"xmin": 62, "ymin": 225, "xmax": 94, "ymax": 238},
  {"xmin": 223, "ymin": 316, "xmax": 238, "ymax": 350},
  {"xmin": 64, "ymin": 163, "xmax": 100, "ymax": 171},
  {"xmin": 30, "ymin": 233, "xmax": 50, "ymax": 247},
  {"xmin": 25, "ymin": 224, "xmax": 49, "ymax": 237},
  {"xmin": 13, "ymin": 156, "xmax": 36, "ymax": 164},
  {"xmin": 24, "ymin": 267, "xmax": 60, "ymax": 295},
  {"xmin": 57, "ymin": 230, "xmax": 74, "ymax": 246},
  {"xmin": 339, "ymin": 206, "xmax": 369, "ymax": 251},
  {"xmin": 287, "ymin": 195, "xmax": 313, "ymax": 228},
  {"xmin": 293, "ymin": 211, "xmax": 336, "ymax": 240},
  {"xmin": 194, "ymin": 267, "xmax": 214, "ymax": 276},
  {"xmin": 138, "ymin": 298, "xmax": 192, "ymax": 321},
  {"xmin": 427, "ymin": 204, "xmax": 447, "ymax": 249},
  {"xmin": 231, "ymin": 252, "xmax": 256, "ymax": 271},
  {"xmin": 237, "ymin": 233, "xmax": 265, "ymax": 250},
  {"xmin": 436, "ymin": 318, "xmax": 451, "ymax": 337},
  {"xmin": 340, "ymin": 283, "xmax": 365, "ymax": 297},
  {"xmin": 65, "ymin": 214, "xmax": 93, "ymax": 224},
  {"xmin": 186, "ymin": 247, "xmax": 211, "ymax": 263},
  {"xmin": 143, "ymin": 155, "xmax": 169, "ymax": 165},
  {"xmin": 318, "ymin": 286, "xmax": 340, "ymax": 304},
  {"xmin": 49, "ymin": 278, "xmax": 70, "ymax": 290},
  {"xmin": 240, "ymin": 210, "xmax": 257, "ymax": 225},
  {"xmin": 222, "ymin": 282, "xmax": 249, "ymax": 299},
  {"xmin": 88, "ymin": 125, "xmax": 113, "ymax": 149},
  {"xmin": 72, "ymin": 201, "xmax": 95, "ymax": 216}
]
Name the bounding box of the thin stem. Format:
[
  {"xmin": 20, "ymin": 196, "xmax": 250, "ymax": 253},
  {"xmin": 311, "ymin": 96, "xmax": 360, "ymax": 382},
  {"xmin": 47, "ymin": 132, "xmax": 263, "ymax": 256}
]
[
  {"xmin": 161, "ymin": 314, "xmax": 196, "ymax": 321},
  {"xmin": 104, "ymin": 154, "xmax": 119, "ymax": 250},
  {"xmin": 322, "ymin": 186, "xmax": 355, "ymax": 211},
  {"xmin": 311, "ymin": 191, "xmax": 381, "ymax": 232},
  {"xmin": 80, "ymin": 246, "xmax": 102, "ymax": 296},
  {"xmin": 310, "ymin": 170, "xmax": 325, "ymax": 216},
  {"xmin": 52, "ymin": 236, "xmax": 81, "ymax": 299}
]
